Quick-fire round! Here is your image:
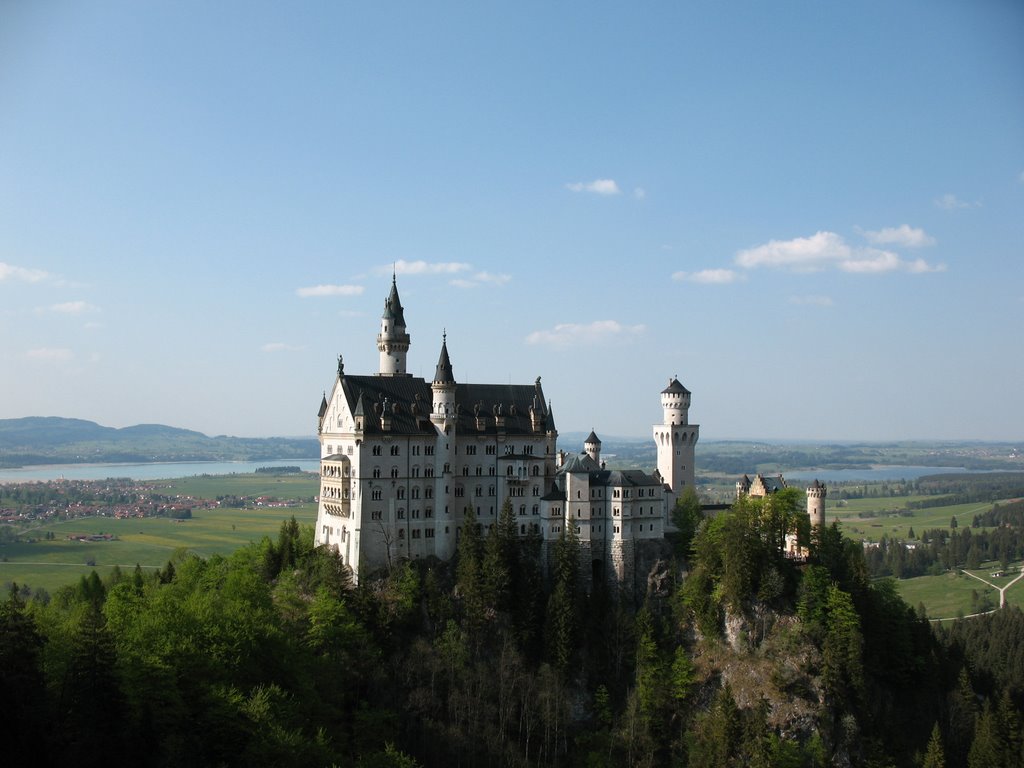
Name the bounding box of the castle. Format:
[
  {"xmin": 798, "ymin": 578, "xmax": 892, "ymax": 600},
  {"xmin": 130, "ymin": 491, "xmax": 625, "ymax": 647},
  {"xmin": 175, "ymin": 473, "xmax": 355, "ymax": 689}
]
[{"xmin": 312, "ymin": 277, "xmax": 699, "ymax": 584}]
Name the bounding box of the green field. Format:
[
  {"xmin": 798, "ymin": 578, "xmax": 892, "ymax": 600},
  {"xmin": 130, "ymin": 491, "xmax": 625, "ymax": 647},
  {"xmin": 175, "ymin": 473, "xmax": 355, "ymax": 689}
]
[
  {"xmin": 829, "ymin": 499, "xmax": 997, "ymax": 543},
  {"xmin": 0, "ymin": 473, "xmax": 319, "ymax": 593}
]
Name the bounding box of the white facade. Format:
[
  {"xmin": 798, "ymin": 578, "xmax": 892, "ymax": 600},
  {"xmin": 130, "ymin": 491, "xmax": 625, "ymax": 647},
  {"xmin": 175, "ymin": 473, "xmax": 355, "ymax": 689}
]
[{"xmin": 314, "ymin": 278, "xmax": 699, "ymax": 584}]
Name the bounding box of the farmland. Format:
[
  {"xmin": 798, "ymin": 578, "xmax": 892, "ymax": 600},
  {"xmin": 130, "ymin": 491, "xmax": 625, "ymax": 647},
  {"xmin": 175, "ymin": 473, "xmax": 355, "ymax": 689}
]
[{"xmin": 0, "ymin": 472, "xmax": 319, "ymax": 594}]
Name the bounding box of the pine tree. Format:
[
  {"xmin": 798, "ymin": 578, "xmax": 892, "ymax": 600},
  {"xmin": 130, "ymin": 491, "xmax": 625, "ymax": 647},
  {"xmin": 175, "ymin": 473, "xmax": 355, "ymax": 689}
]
[
  {"xmin": 0, "ymin": 585, "xmax": 49, "ymax": 767},
  {"xmin": 922, "ymin": 722, "xmax": 946, "ymax": 768},
  {"xmin": 967, "ymin": 702, "xmax": 1002, "ymax": 768}
]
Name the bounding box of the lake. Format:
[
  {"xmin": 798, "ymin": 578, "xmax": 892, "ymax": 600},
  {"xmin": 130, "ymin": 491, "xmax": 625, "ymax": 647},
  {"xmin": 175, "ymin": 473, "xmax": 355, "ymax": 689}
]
[
  {"xmin": 785, "ymin": 465, "xmax": 970, "ymax": 483},
  {"xmin": 0, "ymin": 459, "xmax": 321, "ymax": 483}
]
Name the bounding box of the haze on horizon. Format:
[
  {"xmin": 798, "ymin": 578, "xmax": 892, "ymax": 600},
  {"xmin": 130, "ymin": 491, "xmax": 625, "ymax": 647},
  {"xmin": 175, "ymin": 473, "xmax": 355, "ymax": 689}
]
[{"xmin": 1, "ymin": 2, "xmax": 1021, "ymax": 443}]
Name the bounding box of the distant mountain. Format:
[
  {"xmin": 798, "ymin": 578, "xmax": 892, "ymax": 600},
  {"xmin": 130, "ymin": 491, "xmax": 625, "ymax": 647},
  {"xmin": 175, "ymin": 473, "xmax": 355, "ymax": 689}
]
[{"xmin": 0, "ymin": 417, "xmax": 318, "ymax": 468}]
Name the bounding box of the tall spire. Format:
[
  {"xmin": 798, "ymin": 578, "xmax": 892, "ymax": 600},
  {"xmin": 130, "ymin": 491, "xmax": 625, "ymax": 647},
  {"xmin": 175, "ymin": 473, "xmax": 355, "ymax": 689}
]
[
  {"xmin": 377, "ymin": 275, "xmax": 411, "ymax": 376},
  {"xmin": 433, "ymin": 331, "xmax": 455, "ymax": 385}
]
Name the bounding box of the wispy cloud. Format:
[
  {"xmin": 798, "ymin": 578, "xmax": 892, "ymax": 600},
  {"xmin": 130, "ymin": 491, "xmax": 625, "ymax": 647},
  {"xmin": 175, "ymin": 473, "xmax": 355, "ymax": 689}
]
[
  {"xmin": 0, "ymin": 262, "xmax": 50, "ymax": 283},
  {"xmin": 390, "ymin": 260, "xmax": 471, "ymax": 276},
  {"xmin": 934, "ymin": 193, "xmax": 980, "ymax": 210},
  {"xmin": 27, "ymin": 347, "xmax": 72, "ymax": 361},
  {"xmin": 48, "ymin": 300, "xmax": 100, "ymax": 314},
  {"xmin": 565, "ymin": 179, "xmax": 621, "ymax": 195},
  {"xmin": 261, "ymin": 342, "xmax": 305, "ymax": 353},
  {"xmin": 633, "ymin": 187, "xmax": 646, "ymax": 200},
  {"xmin": 737, "ymin": 231, "xmax": 944, "ymax": 274},
  {"xmin": 672, "ymin": 268, "xmax": 742, "ymax": 284},
  {"xmin": 789, "ymin": 295, "xmax": 834, "ymax": 307},
  {"xmin": 860, "ymin": 224, "xmax": 936, "ymax": 248},
  {"xmin": 296, "ymin": 284, "xmax": 364, "ymax": 298},
  {"xmin": 526, "ymin": 320, "xmax": 645, "ymax": 348},
  {"xmin": 450, "ymin": 271, "xmax": 512, "ymax": 289}
]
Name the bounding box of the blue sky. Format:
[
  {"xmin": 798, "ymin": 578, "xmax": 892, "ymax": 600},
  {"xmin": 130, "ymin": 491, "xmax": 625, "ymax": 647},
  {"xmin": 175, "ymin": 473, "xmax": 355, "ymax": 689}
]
[{"xmin": 1, "ymin": 1, "xmax": 1021, "ymax": 441}]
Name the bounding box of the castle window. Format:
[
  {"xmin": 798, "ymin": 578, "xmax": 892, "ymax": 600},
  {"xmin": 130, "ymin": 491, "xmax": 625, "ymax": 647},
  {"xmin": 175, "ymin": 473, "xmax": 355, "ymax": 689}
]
[
  {"xmin": 371, "ymin": 510, "xmax": 382, "ymax": 520},
  {"xmin": 411, "ymin": 529, "xmax": 420, "ymax": 539},
  {"xmin": 412, "ymin": 509, "xmax": 420, "ymax": 518},
  {"xmin": 398, "ymin": 529, "xmax": 405, "ymax": 539},
  {"xmin": 466, "ymin": 445, "xmax": 477, "ymax": 455},
  {"xmin": 425, "ymin": 446, "xmax": 435, "ymax": 456},
  {"xmin": 507, "ymin": 466, "xmax": 514, "ymax": 476},
  {"xmin": 532, "ymin": 465, "xmax": 540, "ymax": 476},
  {"xmin": 412, "ymin": 466, "xmax": 420, "ymax": 478},
  {"xmin": 463, "ymin": 466, "xmax": 470, "ymax": 476},
  {"xmin": 425, "ymin": 507, "xmax": 433, "ymax": 518},
  {"xmin": 425, "ymin": 467, "xmax": 434, "ymax": 478},
  {"xmin": 519, "ymin": 505, "xmax": 526, "ymax": 516},
  {"xmin": 455, "ymin": 487, "xmax": 464, "ymax": 497},
  {"xmin": 489, "ymin": 467, "xmax": 496, "ymax": 476},
  {"xmin": 397, "ymin": 509, "xmax": 405, "ymax": 519},
  {"xmin": 614, "ymin": 526, "xmax": 619, "ymax": 534},
  {"xmin": 532, "ymin": 505, "xmax": 539, "ymax": 515},
  {"xmin": 444, "ymin": 463, "xmax": 451, "ymax": 474},
  {"xmin": 425, "ymin": 488, "xmax": 433, "ymax": 499},
  {"xmin": 412, "ymin": 487, "xmax": 420, "ymax": 499},
  {"xmin": 391, "ymin": 467, "xmax": 399, "ymax": 478},
  {"xmin": 373, "ymin": 445, "xmax": 382, "ymax": 456},
  {"xmin": 412, "ymin": 445, "xmax": 420, "ymax": 455},
  {"xmin": 613, "ymin": 507, "xmax": 619, "ymax": 516},
  {"xmin": 373, "ymin": 468, "xmax": 381, "ymax": 479},
  {"xmin": 486, "ymin": 445, "xmax": 496, "ymax": 456},
  {"xmin": 476, "ymin": 467, "xmax": 483, "ymax": 476},
  {"xmin": 475, "ymin": 487, "xmax": 482, "ymax": 497},
  {"xmin": 397, "ymin": 488, "xmax": 405, "ymax": 500},
  {"xmin": 425, "ymin": 529, "xmax": 435, "ymax": 538},
  {"xmin": 532, "ymin": 486, "xmax": 540, "ymax": 497},
  {"xmin": 372, "ymin": 489, "xmax": 382, "ymax": 501},
  {"xmin": 488, "ymin": 486, "xmax": 495, "ymax": 496},
  {"xmin": 390, "ymin": 445, "xmax": 399, "ymax": 456},
  {"xmin": 577, "ymin": 490, "xmax": 581, "ymax": 499}
]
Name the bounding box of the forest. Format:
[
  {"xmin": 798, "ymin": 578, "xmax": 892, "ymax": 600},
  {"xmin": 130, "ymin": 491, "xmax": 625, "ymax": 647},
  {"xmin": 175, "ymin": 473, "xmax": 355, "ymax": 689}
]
[{"xmin": 2, "ymin": 491, "xmax": 1022, "ymax": 767}]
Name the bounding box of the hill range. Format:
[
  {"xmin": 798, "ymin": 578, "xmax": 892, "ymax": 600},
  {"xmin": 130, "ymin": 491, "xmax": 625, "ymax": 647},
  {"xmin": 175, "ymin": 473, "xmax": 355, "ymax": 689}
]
[{"xmin": 0, "ymin": 417, "xmax": 318, "ymax": 468}]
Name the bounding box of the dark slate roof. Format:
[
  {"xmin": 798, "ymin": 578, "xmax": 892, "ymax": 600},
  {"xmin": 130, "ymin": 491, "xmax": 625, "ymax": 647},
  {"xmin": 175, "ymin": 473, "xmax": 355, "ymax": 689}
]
[
  {"xmin": 661, "ymin": 377, "xmax": 691, "ymax": 395},
  {"xmin": 318, "ymin": 393, "xmax": 328, "ymax": 418},
  {"xmin": 585, "ymin": 430, "xmax": 601, "ymax": 445},
  {"xmin": 382, "ymin": 277, "xmax": 406, "ymax": 327},
  {"xmin": 337, "ymin": 374, "xmax": 554, "ymax": 436},
  {"xmin": 560, "ymin": 452, "xmax": 601, "ymax": 474},
  {"xmin": 759, "ymin": 474, "xmax": 787, "ymax": 493},
  {"xmin": 322, "ymin": 453, "xmax": 348, "ymax": 462},
  {"xmin": 607, "ymin": 469, "xmax": 663, "ymax": 488},
  {"xmin": 433, "ymin": 339, "xmax": 455, "ymax": 385}
]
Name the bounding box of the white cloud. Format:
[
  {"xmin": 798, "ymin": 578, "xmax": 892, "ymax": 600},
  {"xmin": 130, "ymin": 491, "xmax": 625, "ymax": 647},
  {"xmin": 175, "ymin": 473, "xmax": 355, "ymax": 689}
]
[
  {"xmin": 296, "ymin": 284, "xmax": 364, "ymax": 298},
  {"xmin": 525, "ymin": 320, "xmax": 645, "ymax": 348},
  {"xmin": 737, "ymin": 231, "xmax": 945, "ymax": 275},
  {"xmin": 392, "ymin": 260, "xmax": 471, "ymax": 275},
  {"xmin": 49, "ymin": 300, "xmax": 99, "ymax": 314},
  {"xmin": 672, "ymin": 268, "xmax": 741, "ymax": 284},
  {"xmin": 27, "ymin": 347, "xmax": 72, "ymax": 361},
  {"xmin": 736, "ymin": 231, "xmax": 851, "ymax": 271},
  {"xmin": 450, "ymin": 271, "xmax": 512, "ymax": 289},
  {"xmin": 0, "ymin": 262, "xmax": 49, "ymax": 283},
  {"xmin": 262, "ymin": 342, "xmax": 304, "ymax": 353},
  {"xmin": 861, "ymin": 224, "xmax": 936, "ymax": 248},
  {"xmin": 789, "ymin": 295, "xmax": 834, "ymax": 307},
  {"xmin": 565, "ymin": 179, "xmax": 621, "ymax": 195},
  {"xmin": 934, "ymin": 193, "xmax": 980, "ymax": 210}
]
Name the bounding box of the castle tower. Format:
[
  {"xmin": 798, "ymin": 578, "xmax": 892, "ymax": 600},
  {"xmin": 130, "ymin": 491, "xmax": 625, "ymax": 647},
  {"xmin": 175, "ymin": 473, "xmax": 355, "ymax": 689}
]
[
  {"xmin": 653, "ymin": 377, "xmax": 699, "ymax": 497},
  {"xmin": 377, "ymin": 275, "xmax": 411, "ymax": 376},
  {"xmin": 584, "ymin": 430, "xmax": 602, "ymax": 464},
  {"xmin": 807, "ymin": 480, "xmax": 827, "ymax": 529},
  {"xmin": 431, "ymin": 334, "xmax": 456, "ymax": 425}
]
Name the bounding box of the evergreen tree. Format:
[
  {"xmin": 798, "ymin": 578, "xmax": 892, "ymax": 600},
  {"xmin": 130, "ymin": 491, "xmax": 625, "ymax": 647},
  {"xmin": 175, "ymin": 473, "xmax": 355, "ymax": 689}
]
[
  {"xmin": 0, "ymin": 585, "xmax": 49, "ymax": 767},
  {"xmin": 922, "ymin": 722, "xmax": 946, "ymax": 768},
  {"xmin": 967, "ymin": 702, "xmax": 1002, "ymax": 768}
]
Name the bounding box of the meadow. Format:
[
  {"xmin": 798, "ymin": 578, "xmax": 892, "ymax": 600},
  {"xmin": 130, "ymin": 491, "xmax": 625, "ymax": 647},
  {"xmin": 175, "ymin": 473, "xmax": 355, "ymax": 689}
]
[{"xmin": 0, "ymin": 472, "xmax": 319, "ymax": 594}]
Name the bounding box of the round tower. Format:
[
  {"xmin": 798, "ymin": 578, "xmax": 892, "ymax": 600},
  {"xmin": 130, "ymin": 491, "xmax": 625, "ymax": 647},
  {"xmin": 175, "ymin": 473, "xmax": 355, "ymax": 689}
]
[
  {"xmin": 653, "ymin": 377, "xmax": 699, "ymax": 499},
  {"xmin": 584, "ymin": 430, "xmax": 601, "ymax": 464},
  {"xmin": 377, "ymin": 275, "xmax": 411, "ymax": 376},
  {"xmin": 806, "ymin": 480, "xmax": 827, "ymax": 529}
]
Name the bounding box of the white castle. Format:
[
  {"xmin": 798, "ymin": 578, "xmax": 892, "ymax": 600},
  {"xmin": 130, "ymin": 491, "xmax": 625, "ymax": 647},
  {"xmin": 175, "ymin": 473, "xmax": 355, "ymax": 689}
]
[{"xmin": 313, "ymin": 277, "xmax": 699, "ymax": 584}]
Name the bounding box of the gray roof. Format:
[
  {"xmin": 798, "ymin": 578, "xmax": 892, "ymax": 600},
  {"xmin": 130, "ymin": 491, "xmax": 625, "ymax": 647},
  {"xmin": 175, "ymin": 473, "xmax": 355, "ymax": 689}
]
[
  {"xmin": 382, "ymin": 278, "xmax": 407, "ymax": 327},
  {"xmin": 661, "ymin": 377, "xmax": 691, "ymax": 395},
  {"xmin": 585, "ymin": 430, "xmax": 601, "ymax": 445},
  {"xmin": 335, "ymin": 374, "xmax": 554, "ymax": 436}
]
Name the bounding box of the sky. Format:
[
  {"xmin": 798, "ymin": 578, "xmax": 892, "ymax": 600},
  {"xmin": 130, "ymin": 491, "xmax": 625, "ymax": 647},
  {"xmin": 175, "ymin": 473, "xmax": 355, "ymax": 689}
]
[{"xmin": 1, "ymin": 1, "xmax": 1022, "ymax": 442}]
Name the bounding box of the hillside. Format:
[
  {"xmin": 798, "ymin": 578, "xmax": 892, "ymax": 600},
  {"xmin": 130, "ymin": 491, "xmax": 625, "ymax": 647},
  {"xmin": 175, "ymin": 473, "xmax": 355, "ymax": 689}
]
[{"xmin": 0, "ymin": 417, "xmax": 318, "ymax": 467}]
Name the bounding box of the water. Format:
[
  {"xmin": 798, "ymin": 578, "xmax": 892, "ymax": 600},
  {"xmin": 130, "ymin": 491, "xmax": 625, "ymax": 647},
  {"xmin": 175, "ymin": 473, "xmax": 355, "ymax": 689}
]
[
  {"xmin": 784, "ymin": 465, "xmax": 970, "ymax": 483},
  {"xmin": 0, "ymin": 459, "xmax": 320, "ymax": 483}
]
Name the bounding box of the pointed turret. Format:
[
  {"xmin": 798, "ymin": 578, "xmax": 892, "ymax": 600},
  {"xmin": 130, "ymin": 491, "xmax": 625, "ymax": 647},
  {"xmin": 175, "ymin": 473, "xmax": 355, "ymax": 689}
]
[
  {"xmin": 431, "ymin": 334, "xmax": 457, "ymax": 424},
  {"xmin": 584, "ymin": 430, "xmax": 602, "ymax": 464},
  {"xmin": 377, "ymin": 274, "xmax": 411, "ymax": 376}
]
